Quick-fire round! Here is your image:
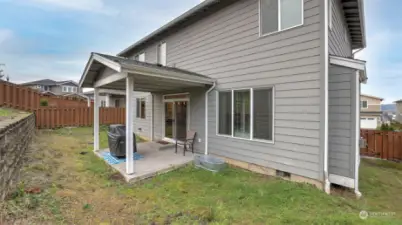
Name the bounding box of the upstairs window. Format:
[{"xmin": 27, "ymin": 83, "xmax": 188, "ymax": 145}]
[
  {"xmin": 260, "ymin": 0, "xmax": 303, "ymax": 36},
  {"xmin": 157, "ymin": 42, "xmax": 167, "ymax": 66},
  {"xmin": 138, "ymin": 53, "xmax": 145, "ymax": 62},
  {"xmin": 134, "ymin": 53, "xmax": 146, "ymax": 62},
  {"xmin": 62, "ymin": 86, "xmax": 76, "ymax": 93}
]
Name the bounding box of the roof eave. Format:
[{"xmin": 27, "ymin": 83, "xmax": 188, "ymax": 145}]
[
  {"xmin": 117, "ymin": 0, "xmax": 219, "ymax": 57},
  {"xmin": 358, "ymin": 0, "xmax": 367, "ymax": 49}
]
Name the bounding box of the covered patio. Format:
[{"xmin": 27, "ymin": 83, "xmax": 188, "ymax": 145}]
[
  {"xmin": 95, "ymin": 142, "xmax": 194, "ymax": 182},
  {"xmin": 79, "ymin": 53, "xmax": 215, "ymax": 180}
]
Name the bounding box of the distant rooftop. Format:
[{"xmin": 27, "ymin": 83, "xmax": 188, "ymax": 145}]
[
  {"xmin": 361, "ymin": 94, "xmax": 384, "ymax": 101},
  {"xmin": 20, "ymin": 79, "xmax": 78, "ymax": 86}
]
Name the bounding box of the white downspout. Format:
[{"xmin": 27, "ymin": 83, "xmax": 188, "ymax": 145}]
[
  {"xmin": 205, "ymin": 82, "xmax": 216, "ymax": 155},
  {"xmin": 323, "ymin": 0, "xmax": 330, "ymax": 194},
  {"xmin": 355, "ymin": 71, "xmax": 362, "ymax": 198}
]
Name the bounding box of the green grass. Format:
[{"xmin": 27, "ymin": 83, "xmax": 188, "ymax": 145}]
[
  {"xmin": 1, "ymin": 126, "xmax": 402, "ymax": 224},
  {"xmin": 0, "ymin": 107, "xmax": 15, "ymax": 117}
]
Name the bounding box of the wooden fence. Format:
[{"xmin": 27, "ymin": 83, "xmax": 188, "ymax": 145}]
[
  {"xmin": 360, "ymin": 129, "xmax": 402, "ymax": 161},
  {"xmin": 0, "ymin": 81, "xmax": 126, "ymax": 129},
  {"xmin": 0, "ymin": 80, "xmax": 90, "ymax": 109},
  {"xmin": 35, "ymin": 107, "xmax": 126, "ymax": 129}
]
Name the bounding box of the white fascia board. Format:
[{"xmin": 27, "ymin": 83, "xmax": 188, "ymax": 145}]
[
  {"xmin": 330, "ymin": 55, "xmax": 366, "ymax": 71},
  {"xmin": 122, "ymin": 66, "xmax": 214, "ymax": 85},
  {"xmin": 79, "ymin": 57, "xmax": 94, "ymax": 88},
  {"xmin": 79, "ymin": 54, "xmax": 122, "ymax": 88},
  {"xmin": 93, "ymin": 54, "xmax": 122, "ymax": 73},
  {"xmin": 94, "ymin": 72, "xmax": 127, "ymax": 88}
]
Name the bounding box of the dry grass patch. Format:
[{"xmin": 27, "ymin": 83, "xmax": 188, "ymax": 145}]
[{"xmin": 1, "ymin": 127, "xmax": 402, "ymax": 224}]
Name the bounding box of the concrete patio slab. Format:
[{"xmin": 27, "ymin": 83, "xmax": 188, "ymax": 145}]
[{"xmin": 94, "ymin": 142, "xmax": 194, "ymax": 182}]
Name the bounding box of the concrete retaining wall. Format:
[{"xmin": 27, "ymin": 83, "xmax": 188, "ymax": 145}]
[{"xmin": 0, "ymin": 113, "xmax": 35, "ymax": 200}]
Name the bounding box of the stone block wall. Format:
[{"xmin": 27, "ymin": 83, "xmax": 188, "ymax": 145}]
[{"xmin": 0, "ymin": 113, "xmax": 35, "ymax": 200}]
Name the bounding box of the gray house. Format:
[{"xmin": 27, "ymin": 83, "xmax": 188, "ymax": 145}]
[
  {"xmin": 21, "ymin": 79, "xmax": 82, "ymax": 96},
  {"xmin": 79, "ymin": 0, "xmax": 367, "ymax": 195}
]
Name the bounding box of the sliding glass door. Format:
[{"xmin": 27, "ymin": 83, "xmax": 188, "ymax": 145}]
[{"xmin": 164, "ymin": 100, "xmax": 188, "ymax": 141}]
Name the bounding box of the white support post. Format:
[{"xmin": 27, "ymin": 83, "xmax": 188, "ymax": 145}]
[
  {"xmin": 126, "ymin": 76, "xmax": 135, "ymax": 175},
  {"xmin": 150, "ymin": 94, "xmax": 154, "ymax": 141},
  {"xmin": 94, "ymin": 88, "xmax": 100, "ymax": 151},
  {"xmin": 105, "ymin": 94, "xmax": 111, "ymax": 107}
]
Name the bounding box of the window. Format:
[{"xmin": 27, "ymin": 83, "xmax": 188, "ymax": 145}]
[
  {"xmin": 62, "ymin": 86, "xmax": 67, "ymax": 92},
  {"xmin": 100, "ymin": 100, "xmax": 106, "ymax": 107},
  {"xmin": 361, "ymin": 100, "xmax": 368, "ymax": 109},
  {"xmin": 136, "ymin": 98, "xmax": 146, "ymax": 119},
  {"xmin": 115, "ymin": 99, "xmax": 120, "ymax": 108},
  {"xmin": 260, "ymin": 0, "xmax": 303, "ymax": 36},
  {"xmin": 218, "ymin": 91, "xmax": 232, "ymax": 135},
  {"xmin": 138, "ymin": 53, "xmax": 145, "ymax": 62},
  {"xmin": 217, "ymin": 87, "xmax": 274, "ymax": 142},
  {"xmin": 253, "ymin": 88, "xmax": 274, "ymax": 140},
  {"xmin": 157, "ymin": 42, "xmax": 167, "ymax": 66},
  {"xmin": 234, "ymin": 90, "xmax": 250, "ymax": 138}
]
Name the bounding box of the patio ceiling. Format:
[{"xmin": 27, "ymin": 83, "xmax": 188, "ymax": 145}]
[{"xmin": 79, "ymin": 53, "xmax": 214, "ymax": 92}]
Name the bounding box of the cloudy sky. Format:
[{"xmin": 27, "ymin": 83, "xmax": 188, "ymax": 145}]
[{"xmin": 0, "ymin": 0, "xmax": 400, "ymax": 103}]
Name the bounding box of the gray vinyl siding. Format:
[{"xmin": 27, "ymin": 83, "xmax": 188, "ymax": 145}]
[
  {"xmin": 127, "ymin": 0, "xmax": 323, "ymax": 180},
  {"xmin": 328, "ymin": 65, "xmax": 356, "ymax": 179},
  {"xmin": 153, "ymin": 94, "xmax": 163, "ymax": 140},
  {"xmin": 50, "ymin": 86, "xmax": 62, "ymax": 95},
  {"xmin": 329, "ymin": 0, "xmax": 352, "ymax": 57}
]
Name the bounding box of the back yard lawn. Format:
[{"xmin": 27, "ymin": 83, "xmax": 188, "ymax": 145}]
[{"xmin": 1, "ymin": 127, "xmax": 402, "ymax": 224}]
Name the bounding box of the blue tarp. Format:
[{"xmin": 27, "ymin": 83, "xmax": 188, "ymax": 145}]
[{"xmin": 102, "ymin": 152, "xmax": 144, "ymax": 165}]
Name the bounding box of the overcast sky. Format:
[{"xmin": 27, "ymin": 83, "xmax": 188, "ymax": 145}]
[{"xmin": 0, "ymin": 0, "xmax": 400, "ymax": 103}]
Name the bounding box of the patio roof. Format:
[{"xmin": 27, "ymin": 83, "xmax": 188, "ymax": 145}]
[{"xmin": 79, "ymin": 53, "xmax": 214, "ymax": 92}]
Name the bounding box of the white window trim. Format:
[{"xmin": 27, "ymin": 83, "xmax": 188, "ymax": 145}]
[
  {"xmin": 138, "ymin": 52, "xmax": 146, "ymax": 62},
  {"xmin": 259, "ymin": 0, "xmax": 304, "ymax": 37},
  {"xmin": 216, "ymin": 87, "xmax": 275, "ymax": 144},
  {"xmin": 100, "ymin": 100, "xmax": 106, "ymax": 107},
  {"xmin": 157, "ymin": 42, "xmax": 167, "ymax": 66}
]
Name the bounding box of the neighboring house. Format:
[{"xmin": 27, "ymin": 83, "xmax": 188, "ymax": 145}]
[
  {"xmin": 395, "ymin": 100, "xmax": 402, "ymax": 123},
  {"xmin": 360, "ymin": 94, "xmax": 383, "ymax": 129},
  {"xmin": 20, "ymin": 79, "xmax": 82, "ymax": 95},
  {"xmin": 79, "ymin": 0, "xmax": 367, "ymax": 195},
  {"xmin": 84, "ymin": 89, "xmax": 127, "ymax": 108}
]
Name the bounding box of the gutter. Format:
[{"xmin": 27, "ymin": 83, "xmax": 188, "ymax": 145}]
[
  {"xmin": 323, "ymin": 0, "xmax": 330, "ymax": 194},
  {"xmin": 204, "ymin": 82, "xmax": 217, "ymax": 155},
  {"xmin": 354, "ymin": 71, "xmax": 362, "ymax": 198}
]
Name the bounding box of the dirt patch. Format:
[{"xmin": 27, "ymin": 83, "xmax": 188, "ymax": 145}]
[
  {"xmin": 109, "ymin": 172, "xmax": 125, "ymax": 182},
  {"xmin": 157, "ymin": 140, "xmax": 171, "ymax": 145}
]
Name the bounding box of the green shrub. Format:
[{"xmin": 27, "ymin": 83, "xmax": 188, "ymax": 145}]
[{"xmin": 40, "ymin": 99, "xmax": 48, "ymax": 107}]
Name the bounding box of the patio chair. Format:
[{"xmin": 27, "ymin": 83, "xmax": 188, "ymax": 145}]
[{"xmin": 175, "ymin": 131, "xmax": 196, "ymax": 156}]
